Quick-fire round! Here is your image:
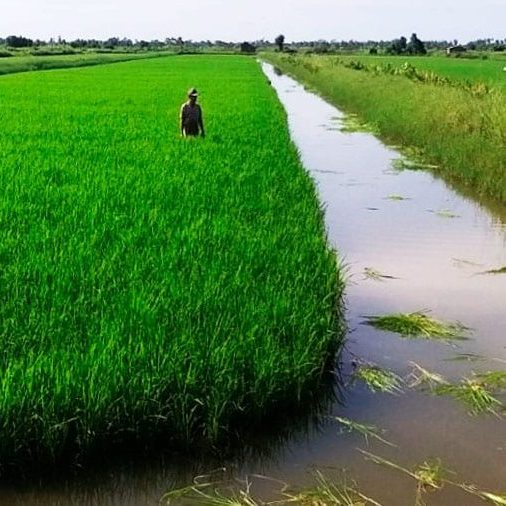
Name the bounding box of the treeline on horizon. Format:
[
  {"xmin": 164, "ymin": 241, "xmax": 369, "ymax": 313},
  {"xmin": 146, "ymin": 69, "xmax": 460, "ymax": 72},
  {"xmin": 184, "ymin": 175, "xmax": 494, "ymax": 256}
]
[{"xmin": 1, "ymin": 33, "xmax": 505, "ymax": 56}]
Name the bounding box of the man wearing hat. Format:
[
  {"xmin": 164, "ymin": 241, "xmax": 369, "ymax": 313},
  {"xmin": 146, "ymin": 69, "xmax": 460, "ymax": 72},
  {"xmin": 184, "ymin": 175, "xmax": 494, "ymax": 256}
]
[{"xmin": 180, "ymin": 88, "xmax": 205, "ymax": 138}]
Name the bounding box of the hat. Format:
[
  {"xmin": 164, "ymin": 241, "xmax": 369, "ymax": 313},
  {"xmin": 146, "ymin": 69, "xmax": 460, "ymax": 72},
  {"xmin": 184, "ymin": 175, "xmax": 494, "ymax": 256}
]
[{"xmin": 188, "ymin": 88, "xmax": 198, "ymax": 97}]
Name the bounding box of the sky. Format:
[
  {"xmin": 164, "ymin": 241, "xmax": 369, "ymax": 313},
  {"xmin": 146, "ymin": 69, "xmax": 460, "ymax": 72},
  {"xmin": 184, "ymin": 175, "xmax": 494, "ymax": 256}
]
[{"xmin": 1, "ymin": 0, "xmax": 504, "ymax": 43}]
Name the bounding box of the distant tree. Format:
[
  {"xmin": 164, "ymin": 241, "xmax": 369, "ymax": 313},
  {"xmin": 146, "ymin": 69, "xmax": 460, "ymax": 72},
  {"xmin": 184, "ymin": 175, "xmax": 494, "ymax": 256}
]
[
  {"xmin": 407, "ymin": 33, "xmax": 427, "ymax": 55},
  {"xmin": 387, "ymin": 36, "xmax": 407, "ymax": 55},
  {"xmin": 369, "ymin": 47, "xmax": 378, "ymax": 55},
  {"xmin": 240, "ymin": 42, "xmax": 256, "ymax": 53},
  {"xmin": 275, "ymin": 34, "xmax": 285, "ymax": 52},
  {"xmin": 6, "ymin": 35, "xmax": 33, "ymax": 48}
]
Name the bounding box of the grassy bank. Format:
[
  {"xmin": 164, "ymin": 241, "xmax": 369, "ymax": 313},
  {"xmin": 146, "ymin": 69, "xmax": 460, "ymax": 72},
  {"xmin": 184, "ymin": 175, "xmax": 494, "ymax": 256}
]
[
  {"xmin": 0, "ymin": 55, "xmax": 344, "ymax": 470},
  {"xmin": 0, "ymin": 51, "xmax": 174, "ymax": 76},
  {"xmin": 336, "ymin": 53, "xmax": 506, "ymax": 91},
  {"xmin": 263, "ymin": 53, "xmax": 506, "ymax": 204}
]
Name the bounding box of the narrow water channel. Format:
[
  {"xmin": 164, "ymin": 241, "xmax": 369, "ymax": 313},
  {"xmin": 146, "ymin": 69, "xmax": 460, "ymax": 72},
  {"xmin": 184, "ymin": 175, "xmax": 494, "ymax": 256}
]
[{"xmin": 2, "ymin": 62, "xmax": 506, "ymax": 505}]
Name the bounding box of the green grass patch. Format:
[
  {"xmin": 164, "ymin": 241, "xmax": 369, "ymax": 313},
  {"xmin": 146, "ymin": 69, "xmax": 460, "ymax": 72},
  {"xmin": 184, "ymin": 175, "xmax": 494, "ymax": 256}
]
[
  {"xmin": 0, "ymin": 56, "xmax": 344, "ymax": 468},
  {"xmin": 363, "ymin": 311, "xmax": 468, "ymax": 341},
  {"xmin": 263, "ymin": 53, "xmax": 506, "ymax": 204}
]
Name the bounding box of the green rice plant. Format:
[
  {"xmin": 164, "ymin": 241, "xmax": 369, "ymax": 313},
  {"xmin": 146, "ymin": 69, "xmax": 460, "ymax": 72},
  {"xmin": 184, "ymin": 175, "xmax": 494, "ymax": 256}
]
[
  {"xmin": 352, "ymin": 364, "xmax": 403, "ymax": 394},
  {"xmin": 331, "ymin": 416, "xmax": 395, "ymax": 447},
  {"xmin": 0, "ymin": 55, "xmax": 345, "ymax": 469},
  {"xmin": 363, "ymin": 311, "xmax": 468, "ymax": 341}
]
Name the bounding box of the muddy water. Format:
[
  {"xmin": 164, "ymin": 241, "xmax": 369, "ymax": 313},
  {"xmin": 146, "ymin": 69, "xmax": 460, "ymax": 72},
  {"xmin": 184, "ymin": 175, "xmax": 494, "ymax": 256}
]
[{"xmin": 2, "ymin": 63, "xmax": 506, "ymax": 505}]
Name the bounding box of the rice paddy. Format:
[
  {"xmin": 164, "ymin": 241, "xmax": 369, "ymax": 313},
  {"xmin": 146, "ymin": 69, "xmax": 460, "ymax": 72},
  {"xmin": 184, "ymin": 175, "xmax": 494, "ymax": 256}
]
[{"xmin": 0, "ymin": 55, "xmax": 345, "ymax": 468}]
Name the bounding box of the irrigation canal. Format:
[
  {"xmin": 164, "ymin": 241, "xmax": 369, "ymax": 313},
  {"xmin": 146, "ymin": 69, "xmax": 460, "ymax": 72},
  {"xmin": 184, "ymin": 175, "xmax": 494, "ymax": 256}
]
[{"xmin": 2, "ymin": 62, "xmax": 506, "ymax": 505}]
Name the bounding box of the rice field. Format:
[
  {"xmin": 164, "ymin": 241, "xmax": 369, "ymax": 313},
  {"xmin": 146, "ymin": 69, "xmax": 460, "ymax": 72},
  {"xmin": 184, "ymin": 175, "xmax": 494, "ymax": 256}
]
[
  {"xmin": 0, "ymin": 51, "xmax": 172, "ymax": 76},
  {"xmin": 0, "ymin": 55, "xmax": 344, "ymax": 469}
]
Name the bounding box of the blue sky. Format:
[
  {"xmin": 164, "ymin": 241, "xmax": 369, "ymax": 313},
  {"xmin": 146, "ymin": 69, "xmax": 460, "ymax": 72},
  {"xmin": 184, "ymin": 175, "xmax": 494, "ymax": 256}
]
[{"xmin": 1, "ymin": 0, "xmax": 503, "ymax": 42}]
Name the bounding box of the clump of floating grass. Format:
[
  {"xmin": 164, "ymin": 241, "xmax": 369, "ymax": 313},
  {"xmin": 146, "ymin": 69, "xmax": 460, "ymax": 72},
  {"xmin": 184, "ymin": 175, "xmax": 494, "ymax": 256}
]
[
  {"xmin": 408, "ymin": 363, "xmax": 505, "ymax": 416},
  {"xmin": 352, "ymin": 364, "xmax": 403, "ymax": 394},
  {"xmin": 391, "ymin": 157, "xmax": 439, "ymax": 172},
  {"xmin": 408, "ymin": 362, "xmax": 448, "ymax": 389},
  {"xmin": 459, "ymin": 484, "xmax": 506, "ymax": 506},
  {"xmin": 434, "ymin": 380, "xmax": 503, "ymax": 416},
  {"xmin": 164, "ymin": 469, "xmax": 384, "ymax": 506},
  {"xmin": 444, "ymin": 352, "xmax": 485, "ymax": 363},
  {"xmin": 331, "ymin": 416, "xmax": 395, "ymax": 447},
  {"xmin": 363, "ymin": 267, "xmax": 398, "ymax": 282},
  {"xmin": 340, "ymin": 113, "xmax": 378, "ymax": 134},
  {"xmin": 385, "ymin": 194, "xmax": 411, "ymax": 201},
  {"xmin": 363, "ymin": 311, "xmax": 469, "ymax": 341},
  {"xmin": 452, "ymin": 258, "xmax": 483, "ymax": 269},
  {"xmin": 360, "ymin": 450, "xmax": 447, "ymax": 506},
  {"xmin": 294, "ymin": 470, "xmax": 383, "ymax": 506},
  {"xmin": 479, "ymin": 266, "xmax": 506, "ymax": 275},
  {"xmin": 360, "ymin": 450, "xmax": 506, "ymax": 506},
  {"xmin": 432, "ymin": 209, "xmax": 461, "ymax": 219}
]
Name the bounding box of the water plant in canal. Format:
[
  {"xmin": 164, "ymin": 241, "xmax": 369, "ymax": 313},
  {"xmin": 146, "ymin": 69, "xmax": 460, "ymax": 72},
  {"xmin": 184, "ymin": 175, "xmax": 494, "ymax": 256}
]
[
  {"xmin": 163, "ymin": 469, "xmax": 384, "ymax": 505},
  {"xmin": 363, "ymin": 311, "xmax": 469, "ymax": 341},
  {"xmin": 384, "ymin": 194, "xmax": 411, "ymax": 201},
  {"xmin": 360, "ymin": 450, "xmax": 506, "ymax": 506},
  {"xmin": 434, "ymin": 380, "xmax": 503, "ymax": 416},
  {"xmin": 479, "ymin": 266, "xmax": 506, "ymax": 275},
  {"xmin": 363, "ymin": 267, "xmax": 398, "ymax": 282},
  {"xmin": 408, "ymin": 363, "xmax": 505, "ymax": 416},
  {"xmin": 430, "ymin": 209, "xmax": 461, "ymax": 219},
  {"xmin": 352, "ymin": 363, "xmax": 403, "ymax": 394},
  {"xmin": 339, "ymin": 113, "xmax": 378, "ymax": 134},
  {"xmin": 332, "ymin": 416, "xmax": 395, "ymax": 447}
]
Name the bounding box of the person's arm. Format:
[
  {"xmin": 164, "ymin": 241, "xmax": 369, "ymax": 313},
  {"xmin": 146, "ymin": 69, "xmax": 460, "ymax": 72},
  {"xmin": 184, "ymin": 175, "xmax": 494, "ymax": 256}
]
[
  {"xmin": 180, "ymin": 105, "xmax": 186, "ymax": 136},
  {"xmin": 198, "ymin": 106, "xmax": 205, "ymax": 137}
]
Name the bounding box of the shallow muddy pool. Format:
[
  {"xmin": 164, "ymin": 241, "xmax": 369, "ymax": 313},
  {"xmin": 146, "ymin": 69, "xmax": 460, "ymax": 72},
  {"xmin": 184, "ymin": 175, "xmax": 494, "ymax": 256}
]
[{"xmin": 2, "ymin": 62, "xmax": 506, "ymax": 505}]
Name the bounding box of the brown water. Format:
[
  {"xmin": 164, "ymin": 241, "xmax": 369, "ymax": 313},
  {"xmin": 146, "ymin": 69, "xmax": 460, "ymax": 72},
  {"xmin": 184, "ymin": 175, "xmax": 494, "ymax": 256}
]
[{"xmin": 2, "ymin": 62, "xmax": 506, "ymax": 505}]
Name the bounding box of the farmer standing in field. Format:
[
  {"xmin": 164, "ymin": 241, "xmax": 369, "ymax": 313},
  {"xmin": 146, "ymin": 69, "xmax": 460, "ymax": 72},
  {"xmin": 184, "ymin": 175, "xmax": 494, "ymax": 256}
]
[{"xmin": 180, "ymin": 87, "xmax": 205, "ymax": 137}]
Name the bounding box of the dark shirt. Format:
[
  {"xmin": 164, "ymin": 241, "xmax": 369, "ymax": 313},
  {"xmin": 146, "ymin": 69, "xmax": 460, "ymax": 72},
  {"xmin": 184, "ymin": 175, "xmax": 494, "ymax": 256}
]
[{"xmin": 180, "ymin": 102, "xmax": 203, "ymax": 136}]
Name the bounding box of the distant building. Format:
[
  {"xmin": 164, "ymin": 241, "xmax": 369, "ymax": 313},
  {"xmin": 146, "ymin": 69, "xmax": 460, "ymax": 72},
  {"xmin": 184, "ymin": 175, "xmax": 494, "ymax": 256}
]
[{"xmin": 446, "ymin": 45, "xmax": 467, "ymax": 56}]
